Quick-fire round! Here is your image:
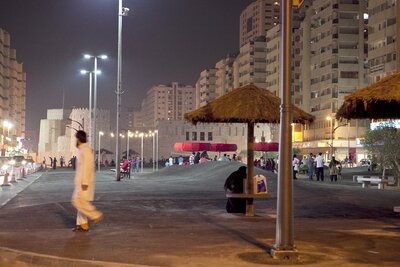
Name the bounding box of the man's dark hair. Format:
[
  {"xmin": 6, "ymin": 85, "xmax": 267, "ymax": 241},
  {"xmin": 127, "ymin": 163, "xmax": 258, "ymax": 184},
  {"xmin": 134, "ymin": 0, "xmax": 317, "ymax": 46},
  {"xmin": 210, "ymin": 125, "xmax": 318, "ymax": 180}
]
[{"xmin": 75, "ymin": 130, "xmax": 87, "ymax": 143}]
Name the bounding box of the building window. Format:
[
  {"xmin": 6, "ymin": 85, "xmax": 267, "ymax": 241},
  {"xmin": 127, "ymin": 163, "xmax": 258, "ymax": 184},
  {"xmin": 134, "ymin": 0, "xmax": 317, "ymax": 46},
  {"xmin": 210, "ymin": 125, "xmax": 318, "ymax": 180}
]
[
  {"xmin": 200, "ymin": 132, "xmax": 205, "ymax": 141},
  {"xmin": 186, "ymin": 131, "xmax": 189, "ymax": 141},
  {"xmin": 208, "ymin": 132, "xmax": 213, "ymax": 141},
  {"xmin": 192, "ymin": 132, "xmax": 197, "ymax": 141}
]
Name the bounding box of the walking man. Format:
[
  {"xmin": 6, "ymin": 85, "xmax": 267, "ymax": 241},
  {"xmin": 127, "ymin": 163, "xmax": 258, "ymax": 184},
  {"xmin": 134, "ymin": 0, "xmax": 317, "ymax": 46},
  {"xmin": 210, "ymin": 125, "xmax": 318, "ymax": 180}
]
[
  {"xmin": 315, "ymin": 152, "xmax": 324, "ymax": 181},
  {"xmin": 71, "ymin": 130, "xmax": 103, "ymax": 232}
]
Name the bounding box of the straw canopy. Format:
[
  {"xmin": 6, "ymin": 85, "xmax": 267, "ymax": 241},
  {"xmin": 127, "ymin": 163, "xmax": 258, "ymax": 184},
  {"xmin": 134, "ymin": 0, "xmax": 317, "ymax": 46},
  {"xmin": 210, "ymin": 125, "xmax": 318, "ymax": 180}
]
[
  {"xmin": 185, "ymin": 85, "xmax": 314, "ymax": 124},
  {"xmin": 336, "ymin": 71, "xmax": 400, "ymax": 120}
]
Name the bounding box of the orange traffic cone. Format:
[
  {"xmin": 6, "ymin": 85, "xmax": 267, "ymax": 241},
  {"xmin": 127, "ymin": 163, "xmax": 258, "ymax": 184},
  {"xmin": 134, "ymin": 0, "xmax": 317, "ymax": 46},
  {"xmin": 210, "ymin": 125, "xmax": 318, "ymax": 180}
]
[{"xmin": 1, "ymin": 172, "xmax": 10, "ymax": 186}]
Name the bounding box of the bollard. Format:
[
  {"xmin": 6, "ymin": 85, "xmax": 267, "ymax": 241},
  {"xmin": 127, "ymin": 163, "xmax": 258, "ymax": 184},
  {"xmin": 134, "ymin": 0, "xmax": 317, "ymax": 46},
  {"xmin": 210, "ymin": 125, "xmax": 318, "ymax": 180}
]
[{"xmin": 1, "ymin": 172, "xmax": 10, "ymax": 186}]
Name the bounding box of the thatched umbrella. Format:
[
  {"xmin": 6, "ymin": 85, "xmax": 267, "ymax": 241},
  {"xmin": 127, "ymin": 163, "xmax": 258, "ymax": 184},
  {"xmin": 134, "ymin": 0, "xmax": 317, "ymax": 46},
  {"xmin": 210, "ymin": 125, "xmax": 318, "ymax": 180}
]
[
  {"xmin": 185, "ymin": 85, "xmax": 313, "ymax": 211},
  {"xmin": 336, "ymin": 71, "xmax": 400, "ymax": 120}
]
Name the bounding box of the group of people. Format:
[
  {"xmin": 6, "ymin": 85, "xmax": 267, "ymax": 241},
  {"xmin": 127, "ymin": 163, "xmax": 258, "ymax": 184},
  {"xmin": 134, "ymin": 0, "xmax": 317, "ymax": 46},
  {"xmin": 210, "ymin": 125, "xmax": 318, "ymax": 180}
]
[
  {"xmin": 293, "ymin": 152, "xmax": 342, "ymax": 182},
  {"xmin": 164, "ymin": 152, "xmax": 240, "ymax": 167},
  {"xmin": 43, "ymin": 156, "xmax": 78, "ymax": 170},
  {"xmin": 254, "ymin": 156, "xmax": 276, "ymax": 172}
]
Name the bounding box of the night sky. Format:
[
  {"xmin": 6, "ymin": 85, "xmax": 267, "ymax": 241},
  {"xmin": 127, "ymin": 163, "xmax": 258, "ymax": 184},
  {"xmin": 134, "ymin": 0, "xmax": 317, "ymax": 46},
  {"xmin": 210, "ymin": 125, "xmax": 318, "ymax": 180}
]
[{"xmin": 0, "ymin": 0, "xmax": 254, "ymax": 141}]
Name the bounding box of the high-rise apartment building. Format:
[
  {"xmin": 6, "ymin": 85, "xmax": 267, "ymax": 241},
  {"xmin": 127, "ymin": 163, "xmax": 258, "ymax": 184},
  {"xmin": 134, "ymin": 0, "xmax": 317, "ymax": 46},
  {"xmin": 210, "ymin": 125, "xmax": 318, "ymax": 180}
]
[
  {"xmin": 215, "ymin": 54, "xmax": 237, "ymax": 98},
  {"xmin": 233, "ymin": 36, "xmax": 267, "ymax": 89},
  {"xmin": 368, "ymin": 0, "xmax": 400, "ymax": 83},
  {"xmin": 240, "ymin": 0, "xmax": 280, "ymax": 47},
  {"xmin": 299, "ymin": 0, "xmax": 369, "ymax": 159},
  {"xmin": 0, "ymin": 28, "xmax": 26, "ymax": 140},
  {"xmin": 141, "ymin": 82, "xmax": 196, "ymax": 127},
  {"xmin": 196, "ymin": 69, "xmax": 217, "ymax": 108}
]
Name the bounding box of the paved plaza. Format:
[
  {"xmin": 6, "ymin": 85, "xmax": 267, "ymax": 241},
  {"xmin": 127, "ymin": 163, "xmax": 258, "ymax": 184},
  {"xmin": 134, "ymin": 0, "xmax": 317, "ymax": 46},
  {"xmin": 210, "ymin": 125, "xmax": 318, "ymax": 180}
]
[{"xmin": 0, "ymin": 162, "xmax": 399, "ymax": 266}]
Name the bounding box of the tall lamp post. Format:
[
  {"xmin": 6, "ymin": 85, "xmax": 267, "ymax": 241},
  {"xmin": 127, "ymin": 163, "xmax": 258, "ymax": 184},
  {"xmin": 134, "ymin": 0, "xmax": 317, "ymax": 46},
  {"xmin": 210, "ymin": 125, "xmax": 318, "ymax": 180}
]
[
  {"xmin": 84, "ymin": 54, "xmax": 108, "ymax": 153},
  {"xmin": 149, "ymin": 131, "xmax": 155, "ymax": 172},
  {"xmin": 155, "ymin": 130, "xmax": 159, "ymax": 171},
  {"xmin": 126, "ymin": 130, "xmax": 133, "ymax": 159},
  {"xmin": 98, "ymin": 131, "xmax": 104, "ymax": 171},
  {"xmin": 80, "ymin": 69, "xmax": 100, "ymax": 149},
  {"xmin": 115, "ymin": 0, "xmax": 130, "ymax": 181}
]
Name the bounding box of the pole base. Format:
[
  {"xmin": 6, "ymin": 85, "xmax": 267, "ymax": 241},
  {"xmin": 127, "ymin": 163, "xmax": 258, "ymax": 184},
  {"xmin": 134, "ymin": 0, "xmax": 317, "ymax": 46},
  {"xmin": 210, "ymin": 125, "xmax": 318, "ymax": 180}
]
[{"xmin": 270, "ymin": 248, "xmax": 299, "ymax": 262}]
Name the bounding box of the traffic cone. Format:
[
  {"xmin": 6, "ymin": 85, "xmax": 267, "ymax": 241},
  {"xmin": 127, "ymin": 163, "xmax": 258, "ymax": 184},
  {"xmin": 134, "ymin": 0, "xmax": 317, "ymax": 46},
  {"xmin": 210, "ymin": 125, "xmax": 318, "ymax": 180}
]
[
  {"xmin": 10, "ymin": 169, "xmax": 16, "ymax": 183},
  {"xmin": 1, "ymin": 172, "xmax": 10, "ymax": 186}
]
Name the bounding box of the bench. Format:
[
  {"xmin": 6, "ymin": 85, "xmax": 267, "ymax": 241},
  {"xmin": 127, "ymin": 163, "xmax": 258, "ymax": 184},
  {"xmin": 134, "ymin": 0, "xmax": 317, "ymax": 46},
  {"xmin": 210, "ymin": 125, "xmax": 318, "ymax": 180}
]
[
  {"xmin": 226, "ymin": 192, "xmax": 268, "ymax": 217},
  {"xmin": 356, "ymin": 176, "xmax": 388, "ymax": 189}
]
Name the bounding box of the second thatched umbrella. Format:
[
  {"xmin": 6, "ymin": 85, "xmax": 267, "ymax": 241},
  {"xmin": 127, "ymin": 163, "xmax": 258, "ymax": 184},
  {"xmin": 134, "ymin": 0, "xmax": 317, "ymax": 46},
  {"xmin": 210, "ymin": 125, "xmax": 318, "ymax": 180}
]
[
  {"xmin": 336, "ymin": 71, "xmax": 400, "ymax": 120},
  {"xmin": 185, "ymin": 84, "xmax": 314, "ymax": 205}
]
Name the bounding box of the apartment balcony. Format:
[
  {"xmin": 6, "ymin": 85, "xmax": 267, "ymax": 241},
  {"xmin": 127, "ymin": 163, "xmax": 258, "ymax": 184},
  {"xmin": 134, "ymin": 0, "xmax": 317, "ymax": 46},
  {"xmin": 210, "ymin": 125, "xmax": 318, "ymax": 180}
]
[
  {"xmin": 338, "ymin": 19, "xmax": 358, "ymax": 27},
  {"xmin": 339, "ymin": 78, "xmax": 359, "ymax": 87},
  {"xmin": 338, "ymin": 34, "xmax": 358, "ymax": 42},
  {"xmin": 339, "ymin": 63, "xmax": 359, "ymax": 72},
  {"xmin": 339, "ymin": 4, "xmax": 359, "ymax": 12},
  {"xmin": 339, "ymin": 48, "xmax": 358, "ymax": 57},
  {"xmin": 369, "ymin": 62, "xmax": 385, "ymax": 73}
]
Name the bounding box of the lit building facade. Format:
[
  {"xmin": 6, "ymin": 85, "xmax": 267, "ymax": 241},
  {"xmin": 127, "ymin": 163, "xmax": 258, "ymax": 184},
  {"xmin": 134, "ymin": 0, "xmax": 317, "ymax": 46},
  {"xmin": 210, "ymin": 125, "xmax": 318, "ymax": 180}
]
[
  {"xmin": 0, "ymin": 28, "xmax": 26, "ymax": 150},
  {"xmin": 141, "ymin": 82, "xmax": 196, "ymax": 127},
  {"xmin": 196, "ymin": 69, "xmax": 217, "ymax": 108},
  {"xmin": 233, "ymin": 36, "xmax": 267, "ymax": 89},
  {"xmin": 298, "ymin": 0, "xmax": 369, "ymax": 160},
  {"xmin": 240, "ymin": 0, "xmax": 281, "ymax": 47},
  {"xmin": 368, "ymin": 0, "xmax": 400, "ymax": 83},
  {"xmin": 215, "ymin": 54, "xmax": 237, "ymax": 98}
]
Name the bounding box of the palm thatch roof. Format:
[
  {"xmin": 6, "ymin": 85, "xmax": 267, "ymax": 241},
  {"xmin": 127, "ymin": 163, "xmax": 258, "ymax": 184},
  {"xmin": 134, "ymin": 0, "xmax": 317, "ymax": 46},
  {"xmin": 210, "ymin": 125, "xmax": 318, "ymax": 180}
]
[
  {"xmin": 185, "ymin": 85, "xmax": 314, "ymax": 124},
  {"xmin": 336, "ymin": 71, "xmax": 400, "ymax": 120}
]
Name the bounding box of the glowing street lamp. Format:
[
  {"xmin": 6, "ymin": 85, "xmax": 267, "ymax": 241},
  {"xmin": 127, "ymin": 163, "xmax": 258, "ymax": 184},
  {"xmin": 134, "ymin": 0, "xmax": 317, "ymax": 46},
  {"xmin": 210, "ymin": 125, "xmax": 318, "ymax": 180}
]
[
  {"xmin": 80, "ymin": 69, "xmax": 101, "ymax": 149},
  {"xmin": 83, "ymin": 54, "xmax": 108, "ymax": 154}
]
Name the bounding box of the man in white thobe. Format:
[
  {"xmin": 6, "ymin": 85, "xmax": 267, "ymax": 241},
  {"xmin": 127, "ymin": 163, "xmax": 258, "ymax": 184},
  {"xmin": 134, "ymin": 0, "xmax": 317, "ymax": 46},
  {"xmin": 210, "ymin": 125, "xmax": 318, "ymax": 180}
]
[{"xmin": 71, "ymin": 130, "xmax": 103, "ymax": 232}]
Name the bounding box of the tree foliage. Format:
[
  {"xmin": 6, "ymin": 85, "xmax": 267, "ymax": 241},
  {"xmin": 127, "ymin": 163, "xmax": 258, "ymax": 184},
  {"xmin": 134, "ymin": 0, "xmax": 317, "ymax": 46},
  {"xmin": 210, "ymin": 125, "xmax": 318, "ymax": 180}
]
[{"xmin": 363, "ymin": 123, "xmax": 400, "ymax": 183}]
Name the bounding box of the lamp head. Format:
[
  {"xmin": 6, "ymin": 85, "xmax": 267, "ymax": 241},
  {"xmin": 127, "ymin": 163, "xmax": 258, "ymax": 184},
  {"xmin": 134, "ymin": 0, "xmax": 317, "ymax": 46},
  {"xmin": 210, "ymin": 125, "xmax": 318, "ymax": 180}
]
[
  {"xmin": 84, "ymin": 54, "xmax": 92, "ymax": 59},
  {"xmin": 99, "ymin": 55, "xmax": 108, "ymax": 59},
  {"xmin": 80, "ymin": 70, "xmax": 89, "ymax": 75}
]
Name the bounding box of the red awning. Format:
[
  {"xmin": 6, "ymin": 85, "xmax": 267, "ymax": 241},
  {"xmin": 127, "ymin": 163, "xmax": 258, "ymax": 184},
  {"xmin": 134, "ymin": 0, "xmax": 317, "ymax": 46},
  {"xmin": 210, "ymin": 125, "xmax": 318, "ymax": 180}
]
[
  {"xmin": 253, "ymin": 142, "xmax": 279, "ymax": 152},
  {"xmin": 174, "ymin": 142, "xmax": 211, "ymax": 152},
  {"xmin": 209, "ymin": 143, "xmax": 237, "ymax": 152}
]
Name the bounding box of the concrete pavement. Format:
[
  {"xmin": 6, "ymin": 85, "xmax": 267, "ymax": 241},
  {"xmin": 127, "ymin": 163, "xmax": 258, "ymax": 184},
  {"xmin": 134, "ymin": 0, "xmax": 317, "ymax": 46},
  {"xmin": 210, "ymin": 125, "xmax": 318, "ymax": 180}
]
[{"xmin": 0, "ymin": 163, "xmax": 399, "ymax": 266}]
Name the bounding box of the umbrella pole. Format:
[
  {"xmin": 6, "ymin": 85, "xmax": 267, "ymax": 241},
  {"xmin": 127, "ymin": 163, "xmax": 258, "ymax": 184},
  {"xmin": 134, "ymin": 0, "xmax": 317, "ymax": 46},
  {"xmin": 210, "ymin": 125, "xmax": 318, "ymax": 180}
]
[{"xmin": 246, "ymin": 122, "xmax": 255, "ymax": 216}]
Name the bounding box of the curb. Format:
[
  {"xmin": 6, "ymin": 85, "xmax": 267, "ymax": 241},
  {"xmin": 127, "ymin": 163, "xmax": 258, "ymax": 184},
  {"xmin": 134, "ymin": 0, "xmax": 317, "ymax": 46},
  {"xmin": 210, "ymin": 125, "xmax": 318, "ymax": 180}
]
[{"xmin": 0, "ymin": 247, "xmax": 156, "ymax": 267}]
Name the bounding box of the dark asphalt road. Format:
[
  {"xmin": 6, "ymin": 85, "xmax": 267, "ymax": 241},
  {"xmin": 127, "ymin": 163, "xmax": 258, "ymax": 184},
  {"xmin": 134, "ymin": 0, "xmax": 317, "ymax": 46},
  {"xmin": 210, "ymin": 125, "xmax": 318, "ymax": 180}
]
[{"xmin": 0, "ymin": 162, "xmax": 399, "ymax": 267}]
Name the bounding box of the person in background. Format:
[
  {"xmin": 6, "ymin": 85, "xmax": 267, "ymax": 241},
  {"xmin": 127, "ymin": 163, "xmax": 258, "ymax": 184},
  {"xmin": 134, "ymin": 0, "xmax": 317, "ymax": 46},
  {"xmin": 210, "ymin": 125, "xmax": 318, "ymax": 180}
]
[
  {"xmin": 169, "ymin": 155, "xmax": 174, "ymax": 166},
  {"xmin": 306, "ymin": 153, "xmax": 314, "ymax": 180},
  {"xmin": 213, "ymin": 155, "xmax": 218, "ymax": 161},
  {"xmin": 292, "ymin": 154, "xmax": 300, "ymax": 180},
  {"xmin": 218, "ymin": 154, "xmax": 229, "ymax": 161},
  {"xmin": 194, "ymin": 152, "xmax": 201, "ymax": 164},
  {"xmin": 227, "ymin": 155, "xmax": 231, "ymax": 161},
  {"xmin": 232, "ymin": 154, "xmax": 237, "ymax": 161},
  {"xmin": 178, "ymin": 155, "xmax": 184, "ymax": 165},
  {"xmin": 315, "ymin": 152, "xmax": 324, "ymax": 181},
  {"xmin": 189, "ymin": 152, "xmax": 195, "ymax": 165},
  {"xmin": 329, "ymin": 156, "xmax": 341, "ymax": 182}
]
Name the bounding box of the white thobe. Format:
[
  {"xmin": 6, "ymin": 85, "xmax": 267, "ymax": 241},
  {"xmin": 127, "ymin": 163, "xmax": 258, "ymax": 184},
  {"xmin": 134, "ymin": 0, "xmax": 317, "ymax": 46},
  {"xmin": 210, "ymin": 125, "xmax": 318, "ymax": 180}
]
[{"xmin": 71, "ymin": 143, "xmax": 102, "ymax": 226}]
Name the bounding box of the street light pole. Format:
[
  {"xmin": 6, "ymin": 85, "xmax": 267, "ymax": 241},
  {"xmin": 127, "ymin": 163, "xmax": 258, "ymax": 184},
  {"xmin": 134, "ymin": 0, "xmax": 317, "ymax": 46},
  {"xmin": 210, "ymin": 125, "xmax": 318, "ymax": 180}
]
[
  {"xmin": 155, "ymin": 130, "xmax": 159, "ymax": 172},
  {"xmin": 89, "ymin": 72, "xmax": 93, "ymax": 149},
  {"xmin": 271, "ymin": 0, "xmax": 297, "ymax": 259},
  {"xmin": 126, "ymin": 130, "xmax": 130, "ymax": 159},
  {"xmin": 98, "ymin": 131, "xmax": 104, "ymax": 171},
  {"xmin": 115, "ymin": 0, "xmax": 129, "ymax": 181},
  {"xmin": 140, "ymin": 133, "xmax": 144, "ymax": 173},
  {"xmin": 150, "ymin": 131, "xmax": 155, "ymax": 172},
  {"xmin": 93, "ymin": 57, "xmax": 98, "ymax": 155}
]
